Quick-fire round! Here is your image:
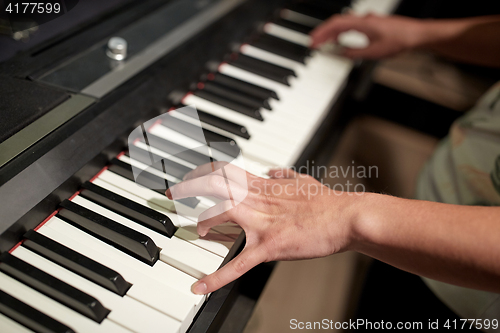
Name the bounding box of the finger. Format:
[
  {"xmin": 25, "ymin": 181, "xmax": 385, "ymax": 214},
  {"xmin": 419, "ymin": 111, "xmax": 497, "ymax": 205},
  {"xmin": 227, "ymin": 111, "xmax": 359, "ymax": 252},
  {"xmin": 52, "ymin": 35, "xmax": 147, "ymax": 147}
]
[
  {"xmin": 310, "ymin": 15, "xmax": 373, "ymax": 47},
  {"xmin": 267, "ymin": 168, "xmax": 305, "ymax": 179},
  {"xmin": 183, "ymin": 161, "xmax": 257, "ymax": 188},
  {"xmin": 341, "ymin": 43, "xmax": 391, "ymax": 59},
  {"xmin": 182, "ymin": 161, "xmax": 227, "ymax": 180},
  {"xmin": 191, "ymin": 247, "xmax": 266, "ymax": 294},
  {"xmin": 197, "ymin": 201, "xmax": 253, "ymax": 236},
  {"xmin": 166, "ymin": 175, "xmax": 251, "ymax": 204}
]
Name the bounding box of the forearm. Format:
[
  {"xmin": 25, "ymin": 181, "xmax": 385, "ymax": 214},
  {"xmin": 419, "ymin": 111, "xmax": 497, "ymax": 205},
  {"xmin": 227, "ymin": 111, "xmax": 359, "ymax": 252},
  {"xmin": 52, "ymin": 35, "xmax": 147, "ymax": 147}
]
[
  {"xmin": 412, "ymin": 15, "xmax": 500, "ymax": 67},
  {"xmin": 349, "ymin": 193, "xmax": 500, "ymax": 292}
]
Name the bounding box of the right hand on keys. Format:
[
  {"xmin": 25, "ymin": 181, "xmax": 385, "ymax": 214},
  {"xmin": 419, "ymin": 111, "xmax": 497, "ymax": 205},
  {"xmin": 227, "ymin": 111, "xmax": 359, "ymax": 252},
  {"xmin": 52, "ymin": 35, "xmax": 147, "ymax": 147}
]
[
  {"xmin": 165, "ymin": 162, "xmax": 364, "ymax": 295},
  {"xmin": 310, "ymin": 14, "xmax": 425, "ymax": 59}
]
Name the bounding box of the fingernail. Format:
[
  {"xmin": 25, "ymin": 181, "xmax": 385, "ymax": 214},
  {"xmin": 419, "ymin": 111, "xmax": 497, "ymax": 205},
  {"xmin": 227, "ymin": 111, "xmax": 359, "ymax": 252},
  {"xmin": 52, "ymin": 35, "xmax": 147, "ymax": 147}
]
[
  {"xmin": 191, "ymin": 281, "xmax": 207, "ymax": 295},
  {"xmin": 165, "ymin": 189, "xmax": 172, "ymax": 199}
]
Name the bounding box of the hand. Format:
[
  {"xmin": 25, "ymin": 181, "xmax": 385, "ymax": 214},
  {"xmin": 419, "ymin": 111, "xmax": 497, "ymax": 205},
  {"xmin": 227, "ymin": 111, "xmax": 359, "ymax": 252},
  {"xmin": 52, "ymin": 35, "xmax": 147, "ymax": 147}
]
[
  {"xmin": 165, "ymin": 162, "xmax": 363, "ymax": 295},
  {"xmin": 310, "ymin": 14, "xmax": 424, "ymax": 59}
]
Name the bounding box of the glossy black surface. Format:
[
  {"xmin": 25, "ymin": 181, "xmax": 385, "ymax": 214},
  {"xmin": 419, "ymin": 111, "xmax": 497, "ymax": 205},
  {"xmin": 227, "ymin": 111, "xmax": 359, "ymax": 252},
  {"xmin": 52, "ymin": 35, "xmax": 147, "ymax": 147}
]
[
  {"xmin": 0, "ymin": 252, "xmax": 110, "ymax": 323},
  {"xmin": 23, "ymin": 229, "xmax": 131, "ymax": 296},
  {"xmin": 203, "ymin": 81, "xmax": 271, "ymax": 110},
  {"xmin": 193, "ymin": 90, "xmax": 264, "ymax": 121},
  {"xmin": 81, "ymin": 181, "xmax": 176, "ymax": 238},
  {"xmin": 0, "ymin": 289, "xmax": 76, "ymax": 333},
  {"xmin": 210, "ymin": 73, "xmax": 279, "ymax": 100},
  {"xmin": 230, "ymin": 54, "xmax": 296, "ymax": 85},
  {"xmin": 58, "ymin": 200, "xmax": 160, "ymax": 266},
  {"xmin": 179, "ymin": 106, "xmax": 251, "ymax": 140},
  {"xmin": 250, "ymin": 33, "xmax": 310, "ymax": 63}
]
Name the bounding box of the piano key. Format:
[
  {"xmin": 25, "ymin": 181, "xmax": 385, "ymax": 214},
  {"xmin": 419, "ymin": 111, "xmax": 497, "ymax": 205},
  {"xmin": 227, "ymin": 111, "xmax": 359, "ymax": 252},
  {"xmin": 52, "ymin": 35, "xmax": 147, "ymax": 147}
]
[
  {"xmin": 263, "ymin": 22, "xmax": 311, "ymax": 47},
  {"xmin": 210, "ymin": 72, "xmax": 279, "ymax": 100},
  {"xmin": 178, "ymin": 106, "xmax": 251, "ymax": 139},
  {"xmin": 91, "ymin": 178, "xmax": 192, "ymax": 227},
  {"xmin": 193, "ymin": 90, "xmax": 263, "ymax": 121},
  {"xmin": 273, "ymin": 18, "xmax": 313, "ymax": 35},
  {"xmin": 109, "ymin": 158, "xmax": 200, "ymax": 209},
  {"xmin": 283, "ymin": 2, "xmax": 333, "ymax": 21},
  {"xmin": 81, "ymin": 181, "xmax": 176, "ymax": 238},
  {"xmin": 12, "ymin": 247, "xmax": 183, "ymax": 333},
  {"xmin": 280, "ymin": 8, "xmax": 323, "ymax": 27},
  {"xmin": 109, "ymin": 160, "xmax": 170, "ymax": 193},
  {"xmin": 0, "ymin": 272, "xmax": 130, "ymax": 333},
  {"xmin": 0, "ymin": 252, "xmax": 110, "ymax": 323},
  {"xmin": 250, "ymin": 34, "xmax": 310, "ymax": 63},
  {"xmin": 58, "ymin": 199, "xmax": 160, "ymax": 266},
  {"xmin": 118, "ymin": 154, "xmax": 219, "ymax": 209},
  {"xmin": 23, "ymin": 229, "xmax": 131, "ymax": 296},
  {"xmin": 0, "ymin": 290, "xmax": 74, "ymax": 333},
  {"xmin": 146, "ymin": 121, "xmax": 274, "ymax": 177},
  {"xmin": 168, "ymin": 109, "xmax": 291, "ymax": 166},
  {"xmin": 0, "ymin": 312, "xmax": 36, "ymax": 333},
  {"xmin": 183, "ymin": 94, "xmax": 303, "ymax": 146},
  {"xmin": 97, "ymin": 170, "xmax": 207, "ymax": 222},
  {"xmin": 230, "ymin": 54, "xmax": 296, "ymax": 85},
  {"xmin": 160, "ymin": 112, "xmax": 241, "ymax": 158},
  {"xmin": 138, "ymin": 132, "xmax": 213, "ymax": 167},
  {"xmin": 201, "ymin": 81, "xmax": 271, "ymax": 110},
  {"xmin": 124, "ymin": 147, "xmax": 192, "ymax": 181},
  {"xmin": 174, "ymin": 226, "xmax": 233, "ymax": 258},
  {"xmin": 72, "ymin": 195, "xmax": 231, "ymax": 262},
  {"xmin": 38, "ymin": 219, "xmax": 204, "ymax": 314}
]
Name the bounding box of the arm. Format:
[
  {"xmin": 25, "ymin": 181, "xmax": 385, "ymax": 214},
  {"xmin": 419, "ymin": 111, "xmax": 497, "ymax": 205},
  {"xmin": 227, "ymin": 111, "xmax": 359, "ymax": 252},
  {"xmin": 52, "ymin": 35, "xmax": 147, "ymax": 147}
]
[
  {"xmin": 310, "ymin": 14, "xmax": 500, "ymax": 68},
  {"xmin": 165, "ymin": 163, "xmax": 500, "ymax": 295}
]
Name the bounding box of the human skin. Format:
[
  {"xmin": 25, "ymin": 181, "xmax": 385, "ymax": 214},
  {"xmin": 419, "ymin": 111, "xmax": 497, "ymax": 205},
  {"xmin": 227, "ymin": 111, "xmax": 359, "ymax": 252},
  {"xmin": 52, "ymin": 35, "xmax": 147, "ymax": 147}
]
[
  {"xmin": 165, "ymin": 163, "xmax": 500, "ymax": 295},
  {"xmin": 310, "ymin": 14, "xmax": 500, "ymax": 68}
]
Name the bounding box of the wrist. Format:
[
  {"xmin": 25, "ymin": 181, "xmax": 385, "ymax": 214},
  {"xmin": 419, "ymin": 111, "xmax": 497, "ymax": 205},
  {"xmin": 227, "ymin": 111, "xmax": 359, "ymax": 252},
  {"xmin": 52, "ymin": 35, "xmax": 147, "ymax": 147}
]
[{"xmin": 347, "ymin": 192, "xmax": 388, "ymax": 252}]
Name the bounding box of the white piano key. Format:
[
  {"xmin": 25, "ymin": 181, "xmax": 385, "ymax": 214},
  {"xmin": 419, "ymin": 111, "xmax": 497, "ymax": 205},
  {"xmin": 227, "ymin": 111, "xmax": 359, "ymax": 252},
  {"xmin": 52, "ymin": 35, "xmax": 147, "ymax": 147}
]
[
  {"xmin": 12, "ymin": 246, "xmax": 183, "ymax": 333},
  {"xmin": 0, "ymin": 312, "xmax": 34, "ymax": 333},
  {"xmin": 117, "ymin": 154, "xmax": 219, "ymax": 208},
  {"xmin": 98, "ymin": 169, "xmax": 207, "ymax": 222},
  {"xmin": 92, "ymin": 178, "xmax": 196, "ymax": 227},
  {"xmin": 38, "ymin": 218, "xmax": 203, "ymax": 318},
  {"xmin": 71, "ymin": 195, "xmax": 233, "ymax": 258},
  {"xmin": 174, "ymin": 226, "xmax": 233, "ymax": 258},
  {"xmin": 264, "ymin": 23, "xmax": 311, "ymax": 47},
  {"xmin": 166, "ymin": 110, "xmax": 291, "ymax": 166},
  {"xmin": 280, "ymin": 8, "xmax": 323, "ymax": 27},
  {"xmin": 0, "ymin": 272, "xmax": 131, "ymax": 333}
]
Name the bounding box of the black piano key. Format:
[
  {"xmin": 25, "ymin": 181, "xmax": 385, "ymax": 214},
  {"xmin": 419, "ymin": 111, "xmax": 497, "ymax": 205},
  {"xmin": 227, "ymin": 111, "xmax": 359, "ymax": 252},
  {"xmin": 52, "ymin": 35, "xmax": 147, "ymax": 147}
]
[
  {"xmin": 202, "ymin": 81, "xmax": 271, "ymax": 111},
  {"xmin": 193, "ymin": 90, "xmax": 264, "ymax": 121},
  {"xmin": 0, "ymin": 253, "xmax": 110, "ymax": 323},
  {"xmin": 109, "ymin": 159, "xmax": 170, "ymax": 192},
  {"xmin": 81, "ymin": 182, "xmax": 176, "ymax": 238},
  {"xmin": 211, "ymin": 73, "xmax": 279, "ymax": 100},
  {"xmin": 251, "ymin": 34, "xmax": 310, "ymax": 63},
  {"xmin": 58, "ymin": 200, "xmax": 160, "ymax": 266},
  {"xmin": 161, "ymin": 113, "xmax": 241, "ymax": 158},
  {"xmin": 230, "ymin": 54, "xmax": 296, "ymax": 85},
  {"xmin": 126, "ymin": 147, "xmax": 192, "ymax": 181},
  {"xmin": 140, "ymin": 133, "xmax": 214, "ymax": 166},
  {"xmin": 108, "ymin": 159, "xmax": 201, "ymax": 209},
  {"xmin": 22, "ymin": 230, "xmax": 132, "ymax": 296},
  {"xmin": 178, "ymin": 105, "xmax": 250, "ymax": 140},
  {"xmin": 273, "ymin": 18, "xmax": 313, "ymax": 35},
  {"xmin": 285, "ymin": 2, "xmax": 339, "ymax": 20},
  {"xmin": 0, "ymin": 289, "xmax": 75, "ymax": 333}
]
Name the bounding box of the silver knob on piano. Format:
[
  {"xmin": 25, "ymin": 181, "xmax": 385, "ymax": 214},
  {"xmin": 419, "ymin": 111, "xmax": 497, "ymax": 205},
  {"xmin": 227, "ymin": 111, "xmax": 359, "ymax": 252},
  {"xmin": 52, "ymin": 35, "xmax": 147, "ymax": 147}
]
[{"xmin": 106, "ymin": 37, "xmax": 127, "ymax": 61}]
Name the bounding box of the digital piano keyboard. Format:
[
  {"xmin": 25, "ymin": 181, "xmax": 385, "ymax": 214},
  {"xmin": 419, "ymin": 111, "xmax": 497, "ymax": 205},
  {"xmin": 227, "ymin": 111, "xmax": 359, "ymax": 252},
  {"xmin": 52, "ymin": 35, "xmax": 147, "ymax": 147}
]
[{"xmin": 0, "ymin": 0, "xmax": 400, "ymax": 332}]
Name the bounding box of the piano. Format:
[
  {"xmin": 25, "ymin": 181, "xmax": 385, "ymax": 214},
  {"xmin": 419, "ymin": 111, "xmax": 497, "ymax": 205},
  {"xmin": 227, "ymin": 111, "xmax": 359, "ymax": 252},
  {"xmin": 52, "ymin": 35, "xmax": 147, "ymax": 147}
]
[{"xmin": 0, "ymin": 0, "xmax": 401, "ymax": 332}]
